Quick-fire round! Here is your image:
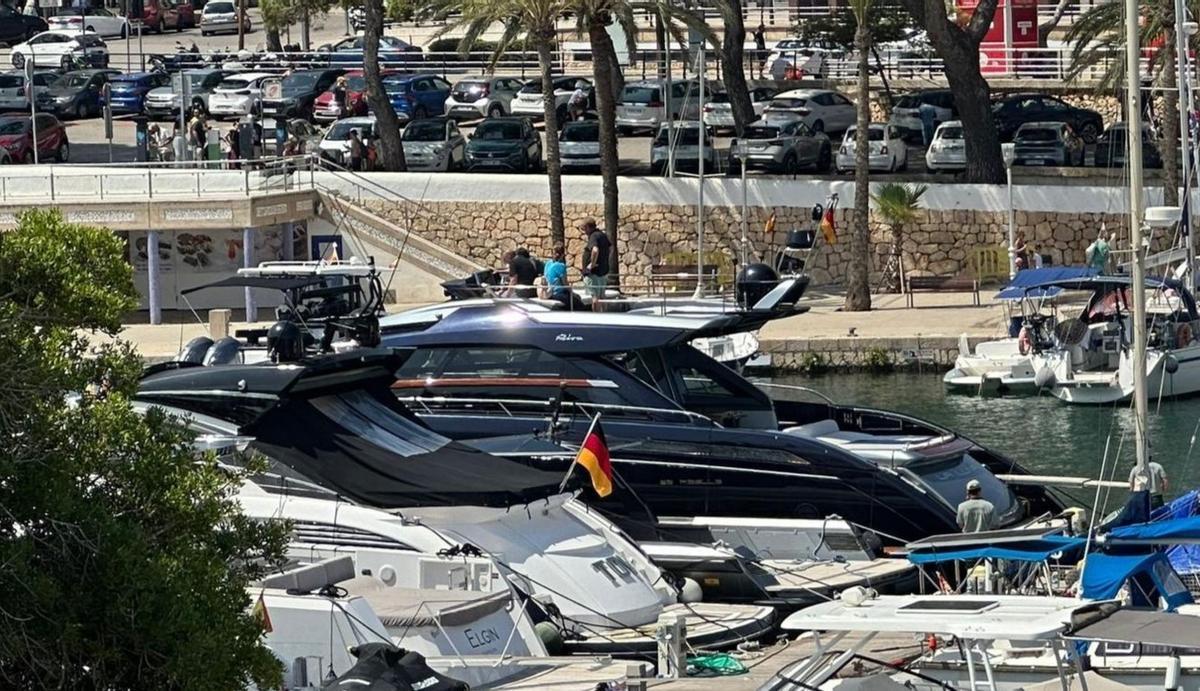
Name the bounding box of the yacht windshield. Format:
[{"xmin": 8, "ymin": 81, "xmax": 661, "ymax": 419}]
[{"xmin": 904, "ymin": 453, "xmax": 1019, "ymax": 523}]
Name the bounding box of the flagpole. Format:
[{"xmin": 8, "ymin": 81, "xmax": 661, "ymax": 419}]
[{"xmin": 558, "ymin": 412, "xmax": 601, "ymax": 493}]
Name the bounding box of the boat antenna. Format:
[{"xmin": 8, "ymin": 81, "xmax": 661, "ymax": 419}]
[{"xmin": 1124, "ymin": 0, "xmax": 1151, "ymax": 485}]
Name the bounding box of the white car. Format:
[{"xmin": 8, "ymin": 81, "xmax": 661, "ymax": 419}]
[
  {"xmin": 925, "ymin": 120, "xmax": 966, "ymax": 172},
  {"xmin": 702, "ymin": 86, "xmax": 776, "ymax": 130},
  {"xmin": 0, "ymin": 70, "xmax": 59, "ymax": 111},
  {"xmin": 10, "ymin": 30, "xmax": 109, "ymax": 71},
  {"xmin": 207, "ymin": 72, "xmax": 274, "ymax": 118},
  {"xmin": 835, "ymin": 123, "xmax": 908, "ymax": 173},
  {"xmin": 766, "ymin": 40, "xmax": 834, "ymax": 79},
  {"xmin": 47, "ymin": 8, "xmax": 129, "ymax": 38},
  {"xmin": 200, "ymin": 0, "xmax": 251, "ymax": 36},
  {"xmin": 761, "ymin": 88, "xmax": 855, "ymax": 134},
  {"xmin": 616, "ymin": 79, "xmax": 700, "ymax": 133},
  {"xmin": 317, "ymin": 115, "xmax": 375, "ymax": 164},
  {"xmin": 510, "ymin": 75, "xmax": 591, "ymax": 121},
  {"xmin": 444, "ymin": 76, "xmax": 524, "ymax": 120},
  {"xmin": 888, "ymin": 89, "xmax": 955, "ymax": 142}
]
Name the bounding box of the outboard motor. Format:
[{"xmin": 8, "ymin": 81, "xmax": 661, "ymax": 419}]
[
  {"xmin": 203, "ymin": 336, "xmax": 243, "ymax": 366},
  {"xmin": 177, "ymin": 336, "xmax": 214, "ymax": 364},
  {"xmin": 736, "ymin": 263, "xmax": 780, "ymax": 310},
  {"xmin": 267, "ymin": 320, "xmax": 305, "ymax": 363},
  {"xmin": 320, "ymin": 643, "xmax": 468, "ymax": 691}
]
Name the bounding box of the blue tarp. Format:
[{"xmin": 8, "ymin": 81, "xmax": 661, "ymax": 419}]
[
  {"xmin": 1150, "ymin": 491, "xmax": 1200, "ymax": 579},
  {"xmin": 994, "ymin": 266, "xmax": 1097, "ymax": 300},
  {"xmin": 1081, "ymin": 551, "xmax": 1195, "ymax": 611},
  {"xmin": 907, "ymin": 535, "xmax": 1086, "ymax": 565},
  {"xmin": 1109, "ymin": 514, "xmax": 1200, "ymax": 542}
]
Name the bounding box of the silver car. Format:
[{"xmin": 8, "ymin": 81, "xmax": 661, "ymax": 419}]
[
  {"xmin": 925, "ymin": 120, "xmax": 966, "ymax": 172},
  {"xmin": 729, "ymin": 119, "xmax": 831, "ymax": 174},
  {"xmin": 444, "ymin": 76, "xmax": 524, "ymax": 120},
  {"xmin": 1012, "ymin": 121, "xmax": 1085, "ymax": 167},
  {"xmin": 558, "ymin": 120, "xmax": 600, "ymax": 172},
  {"xmin": 703, "ymin": 87, "xmax": 776, "ymax": 130},
  {"xmin": 616, "ymin": 79, "xmax": 699, "ymax": 134},
  {"xmin": 401, "ymin": 117, "xmax": 465, "ymax": 172},
  {"xmin": 0, "ymin": 70, "xmax": 57, "ymax": 111},
  {"xmin": 510, "ymin": 75, "xmax": 590, "ymax": 121},
  {"xmin": 650, "ymin": 121, "xmax": 718, "ymax": 175}
]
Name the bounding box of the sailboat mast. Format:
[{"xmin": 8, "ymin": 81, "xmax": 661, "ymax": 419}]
[
  {"xmin": 1173, "ymin": 0, "xmax": 1195, "ymax": 288},
  {"xmin": 695, "ymin": 43, "xmax": 706, "ymax": 300},
  {"xmin": 1126, "ymin": 0, "xmax": 1150, "ymax": 473}
]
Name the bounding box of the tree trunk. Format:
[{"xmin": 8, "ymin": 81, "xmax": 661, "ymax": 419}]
[
  {"xmin": 845, "ymin": 20, "xmax": 872, "ymax": 312},
  {"xmin": 538, "ymin": 36, "xmax": 566, "ymax": 246},
  {"xmin": 939, "ymin": 35, "xmax": 1005, "ymax": 184},
  {"xmin": 363, "ymin": 0, "xmax": 406, "ymax": 171},
  {"xmin": 266, "ymin": 28, "xmax": 283, "ymax": 52},
  {"xmin": 1160, "ymin": 16, "xmax": 1181, "ymax": 207},
  {"xmin": 719, "ymin": 0, "xmax": 754, "ymax": 135},
  {"xmin": 589, "ymin": 19, "xmax": 621, "ymax": 288},
  {"xmin": 300, "ymin": 9, "xmax": 310, "ymax": 51},
  {"xmin": 890, "ymin": 226, "xmax": 903, "ymax": 292}
]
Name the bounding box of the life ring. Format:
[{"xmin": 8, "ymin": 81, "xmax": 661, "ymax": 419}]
[
  {"xmin": 1018, "ymin": 326, "xmax": 1033, "ymax": 356},
  {"xmin": 1178, "ymin": 322, "xmax": 1194, "ymax": 346}
]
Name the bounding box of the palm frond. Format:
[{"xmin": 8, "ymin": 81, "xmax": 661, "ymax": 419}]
[{"xmin": 872, "ymin": 182, "xmax": 927, "ymax": 226}]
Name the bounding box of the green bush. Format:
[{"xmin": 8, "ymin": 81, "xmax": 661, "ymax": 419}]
[
  {"xmin": 799, "ymin": 352, "xmax": 827, "ymax": 375},
  {"xmin": 863, "ymin": 347, "xmax": 893, "ymax": 373}
]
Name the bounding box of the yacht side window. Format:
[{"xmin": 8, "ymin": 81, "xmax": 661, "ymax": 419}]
[{"xmin": 675, "ymin": 365, "xmax": 740, "ymax": 400}]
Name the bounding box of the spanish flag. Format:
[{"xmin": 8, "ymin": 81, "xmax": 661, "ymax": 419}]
[
  {"xmin": 763, "ymin": 211, "xmax": 777, "ymax": 235},
  {"xmin": 252, "ymin": 589, "xmax": 273, "ymax": 633},
  {"xmin": 819, "ymin": 207, "xmax": 837, "ymax": 245},
  {"xmin": 574, "ymin": 416, "xmax": 613, "ymax": 497}
]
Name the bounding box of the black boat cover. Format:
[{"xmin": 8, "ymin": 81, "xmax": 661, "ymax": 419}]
[{"xmin": 321, "ymin": 644, "xmax": 468, "ymax": 691}]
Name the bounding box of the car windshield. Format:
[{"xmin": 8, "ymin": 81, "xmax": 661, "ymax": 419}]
[
  {"xmin": 0, "ymin": 119, "xmax": 28, "ymax": 135},
  {"xmin": 346, "ymin": 75, "xmax": 366, "ymax": 91},
  {"xmin": 654, "ymin": 127, "xmax": 701, "ymax": 146},
  {"xmin": 743, "ymin": 125, "xmax": 780, "ymax": 140},
  {"xmin": 281, "ymin": 72, "xmax": 319, "ymax": 94},
  {"xmin": 905, "ymin": 453, "xmax": 1019, "ymax": 522},
  {"xmin": 1017, "ymin": 128, "xmax": 1058, "ymax": 142},
  {"xmin": 938, "ymin": 126, "xmax": 964, "ymax": 140},
  {"xmin": 519, "ymin": 81, "xmax": 543, "ymax": 94},
  {"xmin": 452, "ymin": 81, "xmax": 488, "ymax": 94},
  {"xmin": 560, "ymin": 123, "xmax": 599, "ymax": 142},
  {"xmin": 709, "ymin": 91, "xmax": 730, "ymax": 103},
  {"xmin": 207, "ymin": 1, "xmax": 234, "ymax": 11},
  {"xmin": 61, "ymin": 73, "xmax": 92, "ymax": 89},
  {"xmin": 326, "ymin": 121, "xmax": 370, "ymax": 140},
  {"xmin": 621, "ymin": 86, "xmax": 660, "ymax": 104},
  {"xmin": 475, "ymin": 121, "xmax": 521, "ymax": 140},
  {"xmin": 0, "ymin": 75, "xmax": 22, "ymax": 89},
  {"xmin": 383, "ymin": 75, "xmax": 409, "ymax": 92},
  {"xmin": 403, "ymin": 121, "xmax": 445, "ymax": 141},
  {"xmin": 217, "ymin": 78, "xmax": 251, "ymax": 90},
  {"xmin": 769, "ymin": 98, "xmax": 806, "ymax": 109}
]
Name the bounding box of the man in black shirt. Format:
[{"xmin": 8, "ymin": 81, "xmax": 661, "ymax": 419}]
[
  {"xmin": 507, "ymin": 247, "xmax": 539, "ymax": 299},
  {"xmin": 578, "ymin": 217, "xmax": 611, "ymax": 303}
]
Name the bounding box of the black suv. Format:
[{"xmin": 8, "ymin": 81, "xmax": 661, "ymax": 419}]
[
  {"xmin": 261, "ymin": 68, "xmax": 345, "ymax": 121},
  {"xmin": 992, "ymin": 93, "xmax": 1104, "ymax": 143},
  {"xmin": 0, "ymin": 4, "xmax": 48, "ymax": 46}
]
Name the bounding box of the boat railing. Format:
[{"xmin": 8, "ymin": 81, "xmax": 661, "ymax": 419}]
[
  {"xmin": 396, "ymin": 394, "xmax": 718, "ymax": 427},
  {"xmin": 752, "ymin": 381, "xmax": 838, "ymax": 406}
]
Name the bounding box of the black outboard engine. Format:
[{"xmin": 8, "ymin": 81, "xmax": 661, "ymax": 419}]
[
  {"xmin": 736, "ymin": 263, "xmax": 780, "ymax": 310},
  {"xmin": 203, "ymin": 336, "xmax": 243, "ymax": 366},
  {"xmin": 267, "ymin": 320, "xmax": 305, "ymax": 363},
  {"xmin": 177, "ymin": 336, "xmax": 214, "ymax": 364},
  {"xmin": 321, "ymin": 643, "xmax": 468, "ymax": 691}
]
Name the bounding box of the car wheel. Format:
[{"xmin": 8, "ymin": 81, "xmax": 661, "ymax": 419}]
[
  {"xmin": 781, "ymin": 152, "xmax": 798, "ymax": 175},
  {"xmin": 811, "ymin": 119, "xmax": 824, "ymax": 134},
  {"xmin": 11, "ymin": 53, "xmax": 24, "ymax": 69},
  {"xmin": 1080, "ymin": 122, "xmax": 1099, "ymax": 144},
  {"xmin": 487, "ymin": 103, "xmax": 503, "ymax": 118},
  {"xmin": 57, "ymin": 141, "xmax": 69, "ymax": 163},
  {"xmin": 201, "ymin": 30, "xmax": 209, "ymax": 36},
  {"xmin": 21, "ymin": 151, "xmax": 33, "ymax": 164}
]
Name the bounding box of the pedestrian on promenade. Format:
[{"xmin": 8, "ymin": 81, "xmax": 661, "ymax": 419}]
[
  {"xmin": 579, "ymin": 217, "xmax": 611, "ymax": 303},
  {"xmin": 333, "ymin": 76, "xmax": 349, "ymax": 118},
  {"xmin": 188, "ymin": 109, "xmax": 207, "ymax": 163},
  {"xmin": 1013, "ymin": 230, "xmax": 1028, "ymax": 271},
  {"xmin": 225, "ymin": 125, "xmax": 240, "ymax": 168},
  {"xmin": 754, "ymin": 25, "xmax": 767, "ymax": 78},
  {"xmin": 1086, "ymin": 230, "xmax": 1112, "ymax": 273}
]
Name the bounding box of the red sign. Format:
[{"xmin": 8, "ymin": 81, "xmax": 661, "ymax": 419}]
[{"xmin": 958, "ymin": 0, "xmax": 1040, "ymax": 74}]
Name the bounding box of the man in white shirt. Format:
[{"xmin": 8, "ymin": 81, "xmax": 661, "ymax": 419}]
[{"xmin": 1129, "ymin": 460, "xmax": 1169, "ymax": 509}]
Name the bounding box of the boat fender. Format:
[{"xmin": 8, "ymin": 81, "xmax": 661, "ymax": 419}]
[
  {"xmin": 1017, "ymin": 326, "xmax": 1033, "ymax": 356},
  {"xmin": 534, "ymin": 621, "xmax": 565, "ymax": 655},
  {"xmin": 678, "ymin": 577, "xmax": 703, "ymax": 604},
  {"xmin": 838, "ymin": 586, "xmax": 877, "ymax": 607},
  {"xmin": 1166, "ymin": 354, "xmax": 1180, "ymax": 375},
  {"xmin": 1033, "ymin": 366, "xmax": 1056, "ymax": 389},
  {"xmin": 1166, "ymin": 652, "xmax": 1182, "ymax": 690},
  {"xmin": 1176, "ymin": 323, "xmax": 1193, "ymax": 347}
]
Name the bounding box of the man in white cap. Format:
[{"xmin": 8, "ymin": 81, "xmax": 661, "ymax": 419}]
[{"xmin": 956, "ymin": 479, "xmax": 996, "ymax": 533}]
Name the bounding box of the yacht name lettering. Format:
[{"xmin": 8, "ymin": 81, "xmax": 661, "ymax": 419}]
[
  {"xmin": 412, "ymin": 678, "xmax": 440, "ymax": 690},
  {"xmin": 555, "ymin": 333, "xmax": 584, "ymax": 342},
  {"xmin": 463, "ymin": 626, "xmax": 500, "ymax": 649},
  {"xmin": 591, "ymin": 555, "xmax": 638, "ymax": 587}
]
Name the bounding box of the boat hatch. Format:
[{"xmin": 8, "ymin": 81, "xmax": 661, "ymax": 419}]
[{"xmin": 896, "ymin": 599, "xmax": 1000, "ymax": 614}]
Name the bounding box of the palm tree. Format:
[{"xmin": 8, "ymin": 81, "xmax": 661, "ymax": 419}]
[
  {"xmin": 844, "ymin": 0, "xmax": 873, "ymax": 312},
  {"xmin": 872, "ymin": 182, "xmax": 928, "ymax": 293},
  {"xmin": 363, "ymin": 0, "xmax": 406, "ymax": 171}
]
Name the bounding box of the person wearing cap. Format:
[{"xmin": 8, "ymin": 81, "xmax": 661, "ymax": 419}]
[{"xmin": 956, "ymin": 479, "xmax": 996, "ymax": 533}]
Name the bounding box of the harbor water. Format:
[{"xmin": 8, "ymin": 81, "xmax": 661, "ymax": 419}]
[{"xmin": 771, "ymin": 371, "xmax": 1200, "ymax": 508}]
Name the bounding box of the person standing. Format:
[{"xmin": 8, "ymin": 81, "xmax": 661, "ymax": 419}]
[
  {"xmin": 1130, "ymin": 459, "xmax": 1169, "ymax": 510},
  {"xmin": 568, "ymin": 80, "xmax": 590, "ymax": 121},
  {"xmin": 507, "ymin": 247, "xmax": 539, "ymax": 299},
  {"xmin": 347, "ymin": 129, "xmax": 363, "ymax": 171},
  {"xmin": 1086, "ymin": 230, "xmax": 1112, "ymax": 273},
  {"xmin": 1013, "ymin": 230, "xmax": 1029, "ymax": 271},
  {"xmin": 956, "ymin": 480, "xmax": 996, "ymax": 533},
  {"xmin": 333, "ymin": 76, "xmax": 349, "ymax": 119},
  {"xmin": 543, "ymin": 242, "xmax": 584, "ymax": 310},
  {"xmin": 579, "ymin": 217, "xmax": 611, "ymax": 303},
  {"xmin": 754, "ymin": 25, "xmax": 767, "ymax": 78},
  {"xmin": 918, "ymin": 101, "xmax": 937, "ymax": 146},
  {"xmin": 188, "ymin": 109, "xmax": 207, "ymax": 163}
]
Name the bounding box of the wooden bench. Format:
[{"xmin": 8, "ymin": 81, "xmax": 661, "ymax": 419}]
[
  {"xmin": 904, "ymin": 274, "xmax": 981, "ymax": 308},
  {"xmin": 649, "ymin": 263, "xmax": 720, "ymax": 293}
]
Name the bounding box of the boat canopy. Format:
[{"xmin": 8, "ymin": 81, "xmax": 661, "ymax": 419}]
[
  {"xmin": 1080, "ymin": 551, "xmax": 1194, "ymax": 611},
  {"xmin": 1064, "ymin": 605, "xmax": 1200, "ymax": 648},
  {"xmin": 1108, "ymin": 514, "xmax": 1200, "ymax": 543},
  {"xmin": 994, "ymin": 266, "xmax": 1097, "ymax": 300},
  {"xmin": 907, "ymin": 534, "xmax": 1085, "ymax": 565}
]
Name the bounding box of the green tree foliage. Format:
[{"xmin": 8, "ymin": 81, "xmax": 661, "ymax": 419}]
[
  {"xmin": 794, "ymin": 1, "xmax": 913, "ymax": 50},
  {"xmin": 872, "ymin": 182, "xmax": 927, "ymax": 292},
  {"xmin": 0, "ymin": 210, "xmax": 289, "ymax": 689}
]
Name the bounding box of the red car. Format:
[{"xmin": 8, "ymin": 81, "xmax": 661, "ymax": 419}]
[
  {"xmin": 0, "ymin": 114, "xmax": 69, "ymax": 164},
  {"xmin": 144, "ymin": 0, "xmax": 195, "ymax": 33},
  {"xmin": 312, "ymin": 69, "xmax": 399, "ymax": 123}
]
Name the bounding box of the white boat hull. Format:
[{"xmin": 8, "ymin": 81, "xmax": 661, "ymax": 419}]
[
  {"xmin": 943, "ymin": 337, "xmax": 1042, "ymax": 396},
  {"xmin": 1051, "ymin": 343, "xmax": 1200, "ymax": 404}
]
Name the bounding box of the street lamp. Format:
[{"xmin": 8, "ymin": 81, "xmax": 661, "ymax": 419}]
[{"xmin": 1002, "ymin": 142, "xmax": 1017, "ymax": 279}]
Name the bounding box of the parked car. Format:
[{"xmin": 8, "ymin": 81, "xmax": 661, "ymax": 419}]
[
  {"xmin": 10, "ymin": 30, "xmax": 109, "ymax": 71},
  {"xmin": 199, "ymin": 0, "xmax": 250, "ymax": 35},
  {"xmin": 463, "ymin": 116, "xmax": 542, "ymax": 172},
  {"xmin": 835, "ymin": 123, "xmax": 908, "ymax": 173},
  {"xmin": 321, "ymin": 35, "xmax": 421, "ymax": 66},
  {"xmin": 510, "ymin": 75, "xmax": 591, "ymax": 121},
  {"xmin": 761, "ymin": 88, "xmax": 854, "ymax": 134},
  {"xmin": 383, "ymin": 73, "xmax": 452, "ymax": 122},
  {"xmin": 1012, "ymin": 121, "xmax": 1085, "ymax": 166},
  {"xmin": 766, "ymin": 40, "xmax": 834, "ymax": 78},
  {"xmin": 925, "ymin": 119, "xmax": 967, "ymax": 172},
  {"xmin": 1094, "ymin": 122, "xmax": 1163, "ymax": 168},
  {"xmin": 650, "ymin": 121, "xmax": 719, "ymax": 175},
  {"xmin": 207, "ymin": 71, "xmax": 273, "ymax": 118},
  {"xmin": 105, "ymin": 71, "xmax": 171, "ymax": 115},
  {"xmin": 317, "ymin": 115, "xmax": 375, "ymax": 165},
  {"xmin": 144, "ymin": 0, "xmax": 195, "ymax": 33},
  {"xmin": 558, "ymin": 119, "xmax": 601, "ymax": 173},
  {"xmin": 313, "ymin": 69, "xmax": 395, "ymax": 122},
  {"xmin": 445, "ymin": 76, "xmax": 524, "ymax": 120},
  {"xmin": 0, "ymin": 70, "xmax": 59, "ymax": 111},
  {"xmin": 48, "ymin": 8, "xmax": 129, "ymax": 38},
  {"xmin": 702, "ymin": 87, "xmax": 776, "ymax": 130},
  {"xmin": 0, "ymin": 4, "xmax": 48, "ymax": 47},
  {"xmin": 888, "ymin": 88, "xmax": 955, "ymax": 142},
  {"xmin": 729, "ymin": 118, "xmax": 831, "ymax": 174},
  {"xmin": 401, "ymin": 117, "xmax": 466, "ymax": 172},
  {"xmin": 616, "ymin": 79, "xmax": 699, "ymax": 134},
  {"xmin": 0, "ymin": 113, "xmax": 69, "ymax": 163},
  {"xmin": 35, "ymin": 68, "xmax": 119, "ymax": 119},
  {"xmin": 260, "ymin": 68, "xmax": 343, "ymax": 121},
  {"xmin": 992, "ymin": 93, "xmax": 1103, "ymax": 143},
  {"xmin": 144, "ymin": 68, "xmax": 230, "ymax": 119}
]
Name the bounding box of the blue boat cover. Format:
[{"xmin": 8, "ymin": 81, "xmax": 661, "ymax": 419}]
[
  {"xmin": 1081, "ymin": 551, "xmax": 1195, "ymax": 611},
  {"xmin": 1109, "ymin": 514, "xmax": 1200, "ymax": 542},
  {"xmin": 994, "ymin": 266, "xmax": 1097, "ymax": 300},
  {"xmin": 1156, "ymin": 491, "xmax": 1200, "ymax": 580},
  {"xmin": 907, "ymin": 535, "xmax": 1086, "ymax": 565}
]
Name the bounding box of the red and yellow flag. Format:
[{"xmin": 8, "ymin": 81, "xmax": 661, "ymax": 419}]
[
  {"xmin": 252, "ymin": 589, "xmax": 273, "ymax": 633},
  {"xmin": 576, "ymin": 419, "xmax": 613, "ymax": 498},
  {"xmin": 819, "ymin": 207, "xmax": 837, "ymax": 245},
  {"xmin": 763, "ymin": 211, "xmax": 777, "ymax": 235}
]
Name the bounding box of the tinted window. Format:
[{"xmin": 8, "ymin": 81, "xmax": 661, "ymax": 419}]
[
  {"xmin": 846, "ymin": 127, "xmax": 885, "ymax": 141},
  {"xmin": 0, "ymin": 119, "xmax": 27, "ymax": 135},
  {"xmin": 560, "ymin": 122, "xmax": 599, "ymax": 141},
  {"xmin": 218, "ymin": 78, "xmax": 252, "ymax": 90},
  {"xmin": 402, "ymin": 120, "xmax": 445, "ymax": 141},
  {"xmin": 0, "ymin": 75, "xmax": 22, "ymax": 89},
  {"xmin": 61, "ymin": 73, "xmax": 92, "ymax": 88},
  {"xmin": 206, "ymin": 1, "xmax": 234, "ymax": 10},
  {"xmin": 1041, "ymin": 97, "xmax": 1068, "ymax": 112},
  {"xmin": 346, "ymin": 75, "xmax": 366, "ymax": 91},
  {"xmin": 1016, "ymin": 127, "xmax": 1059, "ymax": 142},
  {"xmin": 325, "ymin": 120, "xmax": 373, "ymax": 140},
  {"xmin": 905, "ymin": 452, "xmax": 1018, "ymax": 519},
  {"xmin": 474, "ymin": 121, "xmax": 521, "ymax": 140},
  {"xmin": 770, "ymin": 98, "xmax": 807, "ymax": 109},
  {"xmin": 431, "ymin": 77, "xmax": 451, "ymax": 90},
  {"xmin": 709, "ymin": 91, "xmax": 730, "ymax": 103},
  {"xmin": 622, "ymin": 86, "xmax": 660, "ymax": 104},
  {"xmin": 938, "ymin": 125, "xmax": 964, "ymax": 139},
  {"xmin": 383, "ymin": 75, "xmax": 411, "ymax": 92},
  {"xmin": 743, "ymin": 125, "xmax": 780, "ymax": 139},
  {"xmin": 830, "ymin": 94, "xmax": 851, "ymax": 106},
  {"xmin": 281, "ymin": 72, "xmax": 319, "ymax": 94},
  {"xmin": 654, "ymin": 127, "xmax": 702, "ymax": 146}
]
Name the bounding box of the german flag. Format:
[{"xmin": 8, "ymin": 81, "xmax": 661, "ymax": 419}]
[{"xmin": 575, "ymin": 418, "xmax": 613, "ymax": 498}]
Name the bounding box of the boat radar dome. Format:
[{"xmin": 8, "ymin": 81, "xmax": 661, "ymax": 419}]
[{"xmin": 736, "ymin": 263, "xmax": 780, "ymax": 309}]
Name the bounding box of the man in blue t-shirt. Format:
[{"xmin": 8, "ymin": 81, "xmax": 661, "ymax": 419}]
[{"xmin": 544, "ymin": 242, "xmax": 585, "ymax": 310}]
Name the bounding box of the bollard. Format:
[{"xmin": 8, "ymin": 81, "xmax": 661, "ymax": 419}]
[
  {"xmin": 208, "ymin": 309, "xmax": 232, "ymax": 339},
  {"xmin": 655, "ymin": 613, "xmax": 686, "ymax": 679}
]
